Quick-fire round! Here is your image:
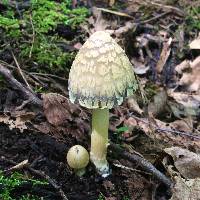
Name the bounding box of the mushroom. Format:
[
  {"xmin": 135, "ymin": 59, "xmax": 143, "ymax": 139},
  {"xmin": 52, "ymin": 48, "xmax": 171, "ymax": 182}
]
[
  {"xmin": 68, "ymin": 31, "xmax": 137, "ymax": 177},
  {"xmin": 67, "ymin": 145, "xmax": 89, "ymax": 176}
]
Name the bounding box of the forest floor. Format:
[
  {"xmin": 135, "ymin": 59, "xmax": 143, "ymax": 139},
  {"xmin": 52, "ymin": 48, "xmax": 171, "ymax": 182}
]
[{"xmin": 0, "ymin": 0, "xmax": 200, "ymax": 200}]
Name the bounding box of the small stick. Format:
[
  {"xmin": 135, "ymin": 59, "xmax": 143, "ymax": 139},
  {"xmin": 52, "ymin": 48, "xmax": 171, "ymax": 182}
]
[
  {"xmin": 4, "ymin": 159, "xmax": 28, "ymax": 172},
  {"xmin": 30, "ymin": 72, "xmax": 68, "ymax": 82},
  {"xmin": 109, "ymin": 143, "xmax": 172, "ymax": 188},
  {"xmin": 113, "ymin": 163, "xmax": 151, "ymax": 175},
  {"xmin": 141, "ymin": 12, "xmax": 171, "ymax": 24},
  {"xmin": 29, "ymin": 14, "xmax": 35, "ymax": 58},
  {"xmin": 11, "ymin": 51, "xmax": 33, "ymax": 92},
  {"xmin": 97, "ymin": 7, "xmax": 134, "ymax": 19},
  {"xmin": 0, "ymin": 156, "xmax": 69, "ymax": 200},
  {"xmin": 148, "ymin": 1, "xmax": 184, "ymax": 17}
]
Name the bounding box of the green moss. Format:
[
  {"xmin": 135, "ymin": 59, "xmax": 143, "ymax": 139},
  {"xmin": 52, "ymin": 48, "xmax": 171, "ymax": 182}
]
[
  {"xmin": 0, "ymin": 171, "xmax": 47, "ymax": 200},
  {"xmin": 0, "ymin": 0, "xmax": 89, "ymax": 75}
]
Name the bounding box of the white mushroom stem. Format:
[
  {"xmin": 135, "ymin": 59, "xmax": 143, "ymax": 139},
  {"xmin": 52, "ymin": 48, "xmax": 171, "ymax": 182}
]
[{"xmin": 90, "ymin": 108, "xmax": 110, "ymax": 176}]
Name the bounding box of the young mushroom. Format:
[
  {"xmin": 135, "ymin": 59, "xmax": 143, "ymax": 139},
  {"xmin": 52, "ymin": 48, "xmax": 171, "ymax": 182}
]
[
  {"xmin": 68, "ymin": 31, "xmax": 137, "ymax": 177},
  {"xmin": 67, "ymin": 145, "xmax": 89, "ymax": 176}
]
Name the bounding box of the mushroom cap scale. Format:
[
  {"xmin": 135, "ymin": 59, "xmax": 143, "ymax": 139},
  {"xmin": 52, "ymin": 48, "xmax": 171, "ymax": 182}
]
[{"xmin": 68, "ymin": 31, "xmax": 137, "ymax": 109}]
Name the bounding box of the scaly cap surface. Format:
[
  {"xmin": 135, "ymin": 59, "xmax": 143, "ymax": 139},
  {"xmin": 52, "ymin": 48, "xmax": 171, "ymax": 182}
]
[{"xmin": 68, "ymin": 31, "xmax": 137, "ymax": 109}]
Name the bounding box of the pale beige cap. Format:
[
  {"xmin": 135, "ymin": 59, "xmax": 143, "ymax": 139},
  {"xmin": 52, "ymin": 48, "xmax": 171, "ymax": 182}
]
[
  {"xmin": 68, "ymin": 31, "xmax": 137, "ymax": 109},
  {"xmin": 67, "ymin": 145, "xmax": 89, "ymax": 169}
]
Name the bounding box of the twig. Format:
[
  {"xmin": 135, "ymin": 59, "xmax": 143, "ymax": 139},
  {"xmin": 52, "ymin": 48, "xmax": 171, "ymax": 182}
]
[
  {"xmin": 97, "ymin": 7, "xmax": 134, "ymax": 19},
  {"xmin": 148, "ymin": 1, "xmax": 184, "ymax": 17},
  {"xmin": 0, "ymin": 64, "xmax": 42, "ymax": 108},
  {"xmin": 30, "ymin": 72, "xmax": 68, "ymax": 82},
  {"xmin": 141, "ymin": 11, "xmax": 171, "ymax": 24},
  {"xmin": 109, "ymin": 143, "xmax": 172, "ymax": 188},
  {"xmin": 113, "ymin": 163, "xmax": 151, "ymax": 175},
  {"xmin": 131, "ymin": 115, "xmax": 200, "ymax": 140},
  {"xmin": 11, "ymin": 51, "xmax": 33, "ymax": 92},
  {"xmin": 0, "ymin": 156, "xmax": 69, "ymax": 200},
  {"xmin": 0, "ymin": 60, "xmax": 67, "ymax": 83},
  {"xmin": 4, "ymin": 159, "xmax": 28, "ymax": 172},
  {"xmin": 29, "ymin": 14, "xmax": 35, "ymax": 58}
]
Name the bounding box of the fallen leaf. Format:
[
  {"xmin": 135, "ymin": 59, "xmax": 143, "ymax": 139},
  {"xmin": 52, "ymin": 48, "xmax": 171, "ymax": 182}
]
[
  {"xmin": 0, "ymin": 112, "xmax": 35, "ymax": 133},
  {"xmin": 42, "ymin": 93, "xmax": 81, "ymax": 126},
  {"xmin": 170, "ymin": 119, "xmax": 192, "ymax": 133},
  {"xmin": 164, "ymin": 147, "xmax": 200, "ymax": 179},
  {"xmin": 168, "ymin": 91, "xmax": 200, "ymax": 118},
  {"xmin": 127, "ymin": 96, "xmax": 143, "ymax": 115},
  {"xmin": 175, "ymin": 60, "xmax": 190, "ymax": 74},
  {"xmin": 135, "ymin": 117, "xmax": 200, "ymax": 149},
  {"xmin": 156, "ymin": 37, "xmax": 172, "ymax": 73},
  {"xmin": 123, "ymin": 117, "xmax": 137, "ymax": 133},
  {"xmin": 170, "ymin": 177, "xmax": 200, "ymax": 200},
  {"xmin": 178, "ymin": 56, "xmax": 200, "ymax": 92},
  {"xmin": 189, "ymin": 34, "xmax": 200, "ymax": 49}
]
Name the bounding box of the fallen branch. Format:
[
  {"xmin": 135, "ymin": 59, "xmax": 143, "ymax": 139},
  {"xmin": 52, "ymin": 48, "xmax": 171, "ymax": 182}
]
[
  {"xmin": 0, "ymin": 64, "xmax": 42, "ymax": 108},
  {"xmin": 0, "ymin": 156, "xmax": 69, "ymax": 200},
  {"xmin": 109, "ymin": 143, "xmax": 172, "ymax": 188}
]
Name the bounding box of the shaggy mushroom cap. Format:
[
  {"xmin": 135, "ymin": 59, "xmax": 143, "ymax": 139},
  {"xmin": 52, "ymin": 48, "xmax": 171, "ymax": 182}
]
[
  {"xmin": 68, "ymin": 31, "xmax": 137, "ymax": 109},
  {"xmin": 67, "ymin": 145, "xmax": 89, "ymax": 170}
]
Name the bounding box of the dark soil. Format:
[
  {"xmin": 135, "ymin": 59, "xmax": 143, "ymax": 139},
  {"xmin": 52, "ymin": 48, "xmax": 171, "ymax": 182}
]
[{"xmin": 0, "ymin": 123, "xmax": 171, "ymax": 200}]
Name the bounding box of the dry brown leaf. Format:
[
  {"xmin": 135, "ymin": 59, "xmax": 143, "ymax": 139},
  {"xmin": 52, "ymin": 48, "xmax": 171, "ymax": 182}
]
[
  {"xmin": 156, "ymin": 37, "xmax": 172, "ymax": 73},
  {"xmin": 189, "ymin": 34, "xmax": 200, "ymax": 49},
  {"xmin": 127, "ymin": 96, "xmax": 143, "ymax": 115},
  {"xmin": 170, "ymin": 177, "xmax": 200, "ymax": 200},
  {"xmin": 0, "ymin": 112, "xmax": 35, "ymax": 133},
  {"xmin": 175, "ymin": 60, "xmax": 190, "ymax": 74},
  {"xmin": 178, "ymin": 56, "xmax": 200, "ymax": 92},
  {"xmin": 164, "ymin": 147, "xmax": 200, "ymax": 179},
  {"xmin": 136, "ymin": 117, "xmax": 200, "ymax": 149},
  {"xmin": 170, "ymin": 119, "xmax": 192, "ymax": 133},
  {"xmin": 123, "ymin": 117, "xmax": 137, "ymax": 133},
  {"xmin": 42, "ymin": 93, "xmax": 82, "ymax": 126},
  {"xmin": 168, "ymin": 91, "xmax": 200, "ymax": 118}
]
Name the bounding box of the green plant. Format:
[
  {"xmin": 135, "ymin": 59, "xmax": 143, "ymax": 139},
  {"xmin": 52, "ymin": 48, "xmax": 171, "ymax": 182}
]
[
  {"xmin": 97, "ymin": 192, "xmax": 105, "ymax": 200},
  {"xmin": 185, "ymin": 6, "xmax": 200, "ymax": 31},
  {"xmin": 116, "ymin": 126, "xmax": 129, "ymax": 134},
  {"xmin": 122, "ymin": 197, "xmax": 130, "ymax": 200},
  {"xmin": 0, "ymin": 171, "xmax": 48, "ymax": 200},
  {"xmin": 0, "ymin": 0, "xmax": 89, "ymax": 75}
]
